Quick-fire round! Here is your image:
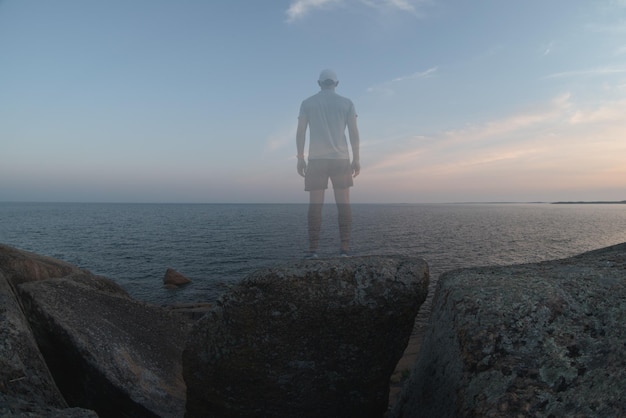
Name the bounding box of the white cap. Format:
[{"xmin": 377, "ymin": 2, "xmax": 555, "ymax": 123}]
[{"xmin": 318, "ymin": 69, "xmax": 338, "ymax": 83}]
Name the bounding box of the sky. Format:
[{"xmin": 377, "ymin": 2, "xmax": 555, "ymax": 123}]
[{"xmin": 1, "ymin": 0, "xmax": 625, "ymax": 204}]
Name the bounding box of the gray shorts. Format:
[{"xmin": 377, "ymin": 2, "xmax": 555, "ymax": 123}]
[{"xmin": 305, "ymin": 159, "xmax": 353, "ymax": 191}]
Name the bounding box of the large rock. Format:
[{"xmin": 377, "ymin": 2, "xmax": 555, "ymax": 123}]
[
  {"xmin": 0, "ymin": 393, "xmax": 98, "ymax": 418},
  {"xmin": 17, "ymin": 272, "xmax": 192, "ymax": 418},
  {"xmin": 163, "ymin": 267, "xmax": 192, "ymax": 287},
  {"xmin": 0, "ymin": 270, "xmax": 68, "ymax": 409},
  {"xmin": 0, "ymin": 245, "xmax": 109, "ymax": 416},
  {"xmin": 0, "ymin": 243, "xmax": 84, "ymax": 287},
  {"xmin": 392, "ymin": 243, "xmax": 626, "ymax": 417},
  {"xmin": 183, "ymin": 256, "xmax": 429, "ymax": 418}
]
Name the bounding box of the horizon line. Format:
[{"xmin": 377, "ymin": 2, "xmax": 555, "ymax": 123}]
[{"xmin": 2, "ymin": 200, "xmax": 625, "ymax": 205}]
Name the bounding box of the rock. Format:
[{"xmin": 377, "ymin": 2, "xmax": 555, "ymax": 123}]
[
  {"xmin": 163, "ymin": 268, "xmax": 192, "ymax": 287},
  {"xmin": 0, "ymin": 244, "xmax": 104, "ymax": 416},
  {"xmin": 183, "ymin": 255, "xmax": 429, "ymax": 418},
  {"xmin": 164, "ymin": 302, "xmax": 213, "ymax": 320},
  {"xmin": 0, "ymin": 393, "xmax": 98, "ymax": 418},
  {"xmin": 391, "ymin": 243, "xmax": 626, "ymax": 418},
  {"xmin": 0, "ymin": 270, "xmax": 68, "ymax": 410},
  {"xmin": 17, "ymin": 274, "xmax": 193, "ymax": 418},
  {"xmin": 0, "ymin": 243, "xmax": 85, "ymax": 287}
]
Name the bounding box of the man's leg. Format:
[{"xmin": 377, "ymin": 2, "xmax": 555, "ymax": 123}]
[
  {"xmin": 308, "ymin": 190, "xmax": 325, "ymax": 253},
  {"xmin": 333, "ymin": 188, "xmax": 351, "ymax": 253}
]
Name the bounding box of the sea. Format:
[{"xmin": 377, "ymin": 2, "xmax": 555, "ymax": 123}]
[{"xmin": 2, "ymin": 202, "xmax": 626, "ymax": 318}]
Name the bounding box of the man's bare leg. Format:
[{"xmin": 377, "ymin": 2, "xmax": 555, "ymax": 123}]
[
  {"xmin": 308, "ymin": 190, "xmax": 325, "ymax": 253},
  {"xmin": 334, "ymin": 188, "xmax": 351, "ymax": 253}
]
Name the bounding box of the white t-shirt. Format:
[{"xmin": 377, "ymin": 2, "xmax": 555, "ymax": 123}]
[{"xmin": 299, "ymin": 89, "xmax": 357, "ymax": 160}]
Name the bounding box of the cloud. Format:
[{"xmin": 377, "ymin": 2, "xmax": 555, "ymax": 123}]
[
  {"xmin": 285, "ymin": 0, "xmax": 426, "ymax": 23},
  {"xmin": 361, "ymin": 0, "xmax": 420, "ymax": 14},
  {"xmin": 265, "ymin": 125, "xmax": 293, "ymax": 153},
  {"xmin": 585, "ymin": 20, "xmax": 626, "ymax": 34},
  {"xmin": 285, "ymin": 0, "xmax": 341, "ymax": 23},
  {"xmin": 542, "ymin": 41, "xmax": 555, "ymax": 56},
  {"xmin": 569, "ymin": 99, "xmax": 626, "ymax": 124},
  {"xmin": 615, "ymin": 45, "xmax": 626, "ymax": 55},
  {"xmin": 363, "ymin": 93, "xmax": 626, "ymax": 200},
  {"xmin": 359, "ymin": 94, "xmax": 626, "ymax": 202},
  {"xmin": 367, "ymin": 66, "xmax": 437, "ymax": 94},
  {"xmin": 392, "ymin": 67, "xmax": 438, "ymax": 82},
  {"xmin": 369, "ymin": 97, "xmax": 568, "ymax": 171},
  {"xmin": 544, "ymin": 66, "xmax": 626, "ymax": 79},
  {"xmin": 384, "ymin": 0, "xmax": 417, "ymax": 12}
]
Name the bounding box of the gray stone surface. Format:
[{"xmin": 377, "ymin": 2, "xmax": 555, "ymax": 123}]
[
  {"xmin": 0, "ymin": 393, "xmax": 98, "ymax": 418},
  {"xmin": 183, "ymin": 255, "xmax": 429, "ymax": 418},
  {"xmin": 0, "ymin": 270, "xmax": 67, "ymax": 410},
  {"xmin": 392, "ymin": 243, "xmax": 626, "ymax": 417},
  {"xmin": 0, "ymin": 243, "xmax": 84, "ymax": 287},
  {"xmin": 18, "ymin": 276, "xmax": 192, "ymax": 418}
]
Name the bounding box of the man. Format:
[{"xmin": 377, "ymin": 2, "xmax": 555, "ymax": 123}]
[{"xmin": 296, "ymin": 69, "xmax": 360, "ymax": 258}]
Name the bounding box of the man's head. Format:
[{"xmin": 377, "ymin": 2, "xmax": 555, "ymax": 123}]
[{"xmin": 318, "ymin": 69, "xmax": 338, "ymax": 88}]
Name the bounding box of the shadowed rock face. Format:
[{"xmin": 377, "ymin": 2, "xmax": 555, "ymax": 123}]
[
  {"xmin": 18, "ymin": 276, "xmax": 192, "ymax": 418},
  {"xmin": 392, "ymin": 243, "xmax": 626, "ymax": 418},
  {"xmin": 0, "ymin": 244, "xmax": 139, "ymax": 417},
  {"xmin": 0, "ymin": 393, "xmax": 98, "ymax": 418},
  {"xmin": 0, "ymin": 243, "xmax": 193, "ymax": 418},
  {"xmin": 0, "ymin": 270, "xmax": 68, "ymax": 409},
  {"xmin": 0, "ymin": 244, "xmax": 103, "ymax": 416},
  {"xmin": 183, "ymin": 256, "xmax": 429, "ymax": 418}
]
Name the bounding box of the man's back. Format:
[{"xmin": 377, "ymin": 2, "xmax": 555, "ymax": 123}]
[{"xmin": 299, "ymin": 90, "xmax": 356, "ymax": 159}]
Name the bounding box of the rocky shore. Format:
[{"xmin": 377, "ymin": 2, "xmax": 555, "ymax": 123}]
[
  {"xmin": 391, "ymin": 242, "xmax": 626, "ymax": 417},
  {"xmin": 0, "ymin": 244, "xmax": 428, "ymax": 417},
  {"xmin": 2, "ymin": 242, "xmax": 625, "ymax": 417}
]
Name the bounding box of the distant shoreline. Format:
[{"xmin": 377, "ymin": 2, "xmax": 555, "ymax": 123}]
[{"xmin": 552, "ymin": 200, "xmax": 626, "ymax": 204}]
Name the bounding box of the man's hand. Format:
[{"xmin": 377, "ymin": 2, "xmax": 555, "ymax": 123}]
[
  {"xmin": 351, "ymin": 160, "xmax": 360, "ymax": 178},
  {"xmin": 297, "ymin": 158, "xmax": 307, "ymax": 177}
]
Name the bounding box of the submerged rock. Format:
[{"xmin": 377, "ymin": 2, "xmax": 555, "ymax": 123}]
[
  {"xmin": 392, "ymin": 243, "xmax": 626, "ymax": 417},
  {"xmin": 164, "ymin": 267, "xmax": 192, "ymax": 287},
  {"xmin": 183, "ymin": 255, "xmax": 429, "ymax": 418}
]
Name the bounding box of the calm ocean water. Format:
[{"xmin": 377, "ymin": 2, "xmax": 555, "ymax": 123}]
[{"xmin": 1, "ymin": 202, "xmax": 626, "ymax": 309}]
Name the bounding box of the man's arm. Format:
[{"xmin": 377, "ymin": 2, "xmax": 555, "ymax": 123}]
[
  {"xmin": 296, "ymin": 115, "xmax": 308, "ymax": 177},
  {"xmin": 347, "ymin": 114, "xmax": 360, "ymax": 177}
]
